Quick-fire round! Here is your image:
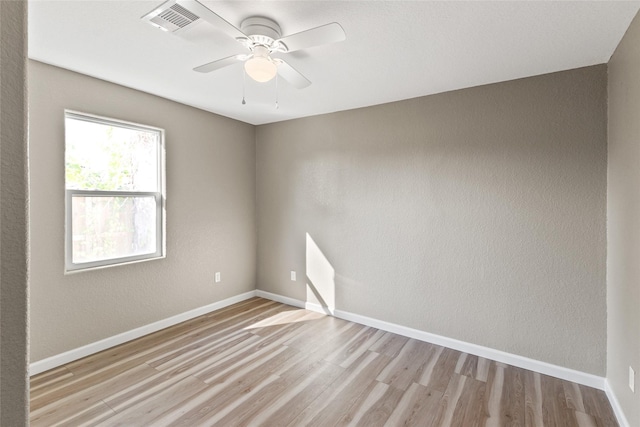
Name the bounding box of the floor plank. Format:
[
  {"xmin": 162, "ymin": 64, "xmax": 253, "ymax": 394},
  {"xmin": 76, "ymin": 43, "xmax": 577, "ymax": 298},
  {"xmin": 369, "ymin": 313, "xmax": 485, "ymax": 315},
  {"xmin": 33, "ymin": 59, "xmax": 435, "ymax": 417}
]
[{"xmin": 385, "ymin": 382, "xmax": 444, "ymax": 427}]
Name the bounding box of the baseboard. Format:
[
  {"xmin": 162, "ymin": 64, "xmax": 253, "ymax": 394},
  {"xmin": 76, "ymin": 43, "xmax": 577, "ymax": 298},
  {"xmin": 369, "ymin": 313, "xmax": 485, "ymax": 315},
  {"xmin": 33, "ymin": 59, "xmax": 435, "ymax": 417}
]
[
  {"xmin": 259, "ymin": 291, "xmax": 606, "ymax": 391},
  {"xmin": 31, "ymin": 287, "xmax": 608, "ymax": 396},
  {"xmin": 30, "ymin": 290, "xmax": 257, "ymax": 376},
  {"xmin": 255, "ymin": 290, "xmax": 305, "ymax": 309},
  {"xmin": 605, "ymin": 379, "xmax": 631, "ymax": 427}
]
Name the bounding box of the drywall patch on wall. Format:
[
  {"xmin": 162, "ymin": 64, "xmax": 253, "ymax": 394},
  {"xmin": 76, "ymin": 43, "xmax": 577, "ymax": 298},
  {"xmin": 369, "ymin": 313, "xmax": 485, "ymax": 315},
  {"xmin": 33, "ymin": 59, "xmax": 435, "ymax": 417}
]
[
  {"xmin": 256, "ymin": 65, "xmax": 608, "ymax": 376},
  {"xmin": 607, "ymin": 9, "xmax": 640, "ymax": 427}
]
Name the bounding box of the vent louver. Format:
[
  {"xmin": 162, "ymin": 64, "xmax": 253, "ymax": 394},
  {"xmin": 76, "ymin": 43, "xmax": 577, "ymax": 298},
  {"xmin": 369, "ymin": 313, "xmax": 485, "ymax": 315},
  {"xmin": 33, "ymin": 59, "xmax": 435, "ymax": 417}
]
[{"xmin": 144, "ymin": 2, "xmax": 200, "ymax": 33}]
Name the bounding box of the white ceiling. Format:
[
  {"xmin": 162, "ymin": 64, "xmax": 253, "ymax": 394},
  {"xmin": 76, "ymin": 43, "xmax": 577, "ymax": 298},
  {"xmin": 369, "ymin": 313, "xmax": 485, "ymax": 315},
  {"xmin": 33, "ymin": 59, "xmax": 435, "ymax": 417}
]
[{"xmin": 29, "ymin": 1, "xmax": 640, "ymax": 125}]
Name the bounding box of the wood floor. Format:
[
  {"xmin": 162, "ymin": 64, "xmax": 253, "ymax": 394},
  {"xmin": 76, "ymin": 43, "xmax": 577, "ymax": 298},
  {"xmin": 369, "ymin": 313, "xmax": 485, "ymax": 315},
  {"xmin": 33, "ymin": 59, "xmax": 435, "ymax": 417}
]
[{"xmin": 30, "ymin": 297, "xmax": 618, "ymax": 426}]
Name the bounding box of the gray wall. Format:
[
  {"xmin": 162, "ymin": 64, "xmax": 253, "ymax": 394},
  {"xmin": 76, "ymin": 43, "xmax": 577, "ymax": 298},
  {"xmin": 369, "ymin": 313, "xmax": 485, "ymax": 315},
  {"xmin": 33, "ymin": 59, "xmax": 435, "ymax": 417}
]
[
  {"xmin": 607, "ymin": 10, "xmax": 640, "ymax": 427},
  {"xmin": 29, "ymin": 61, "xmax": 256, "ymax": 362},
  {"xmin": 257, "ymin": 65, "xmax": 608, "ymax": 375},
  {"xmin": 0, "ymin": 0, "xmax": 29, "ymax": 424}
]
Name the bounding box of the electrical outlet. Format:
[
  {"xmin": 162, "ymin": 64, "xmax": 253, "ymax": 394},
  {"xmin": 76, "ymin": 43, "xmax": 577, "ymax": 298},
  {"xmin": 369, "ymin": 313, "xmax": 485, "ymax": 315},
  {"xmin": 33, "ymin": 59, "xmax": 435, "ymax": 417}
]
[
  {"xmin": 290, "ymin": 271, "xmax": 296, "ymax": 281},
  {"xmin": 630, "ymin": 366, "xmax": 635, "ymax": 393},
  {"xmin": 215, "ymin": 272, "xmax": 221, "ymax": 283}
]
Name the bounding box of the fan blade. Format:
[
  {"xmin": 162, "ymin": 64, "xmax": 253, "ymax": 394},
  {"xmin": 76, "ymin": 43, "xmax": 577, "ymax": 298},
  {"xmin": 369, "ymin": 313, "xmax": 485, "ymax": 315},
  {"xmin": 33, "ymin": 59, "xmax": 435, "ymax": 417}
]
[
  {"xmin": 177, "ymin": 0, "xmax": 248, "ymax": 40},
  {"xmin": 194, "ymin": 54, "xmax": 245, "ymax": 73},
  {"xmin": 276, "ymin": 60, "xmax": 311, "ymax": 89},
  {"xmin": 276, "ymin": 22, "xmax": 345, "ymax": 53}
]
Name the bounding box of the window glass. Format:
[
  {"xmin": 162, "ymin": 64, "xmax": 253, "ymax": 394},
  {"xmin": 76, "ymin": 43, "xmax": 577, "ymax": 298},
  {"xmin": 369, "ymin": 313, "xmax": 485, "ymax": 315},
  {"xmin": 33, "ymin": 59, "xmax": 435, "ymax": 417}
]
[
  {"xmin": 65, "ymin": 118, "xmax": 159, "ymax": 192},
  {"xmin": 65, "ymin": 112, "xmax": 164, "ymax": 272},
  {"xmin": 70, "ymin": 195, "xmax": 158, "ymax": 264}
]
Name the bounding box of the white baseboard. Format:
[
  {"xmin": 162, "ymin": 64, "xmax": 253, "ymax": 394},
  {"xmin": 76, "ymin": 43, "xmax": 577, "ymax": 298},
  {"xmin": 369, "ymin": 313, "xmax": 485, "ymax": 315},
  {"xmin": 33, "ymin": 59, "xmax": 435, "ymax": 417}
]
[
  {"xmin": 30, "ymin": 288, "xmax": 610, "ymax": 402},
  {"xmin": 255, "ymin": 290, "xmax": 305, "ymax": 309},
  {"xmin": 605, "ymin": 379, "xmax": 631, "ymax": 427},
  {"xmin": 260, "ymin": 291, "xmax": 606, "ymax": 391},
  {"xmin": 30, "ymin": 290, "xmax": 257, "ymax": 376},
  {"xmin": 304, "ymin": 301, "xmax": 334, "ymax": 315}
]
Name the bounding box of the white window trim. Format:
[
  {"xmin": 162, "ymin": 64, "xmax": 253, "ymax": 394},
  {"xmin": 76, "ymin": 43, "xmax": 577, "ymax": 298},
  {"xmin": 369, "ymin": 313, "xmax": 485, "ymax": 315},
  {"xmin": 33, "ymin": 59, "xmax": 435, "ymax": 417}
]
[{"xmin": 64, "ymin": 111, "xmax": 166, "ymax": 273}]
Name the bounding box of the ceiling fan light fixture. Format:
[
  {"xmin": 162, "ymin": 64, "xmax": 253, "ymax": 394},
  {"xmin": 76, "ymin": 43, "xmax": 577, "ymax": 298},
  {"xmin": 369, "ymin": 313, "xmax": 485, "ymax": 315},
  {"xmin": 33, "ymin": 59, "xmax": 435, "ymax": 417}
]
[
  {"xmin": 244, "ymin": 46, "xmax": 277, "ymax": 82},
  {"xmin": 244, "ymin": 57, "xmax": 277, "ymax": 82}
]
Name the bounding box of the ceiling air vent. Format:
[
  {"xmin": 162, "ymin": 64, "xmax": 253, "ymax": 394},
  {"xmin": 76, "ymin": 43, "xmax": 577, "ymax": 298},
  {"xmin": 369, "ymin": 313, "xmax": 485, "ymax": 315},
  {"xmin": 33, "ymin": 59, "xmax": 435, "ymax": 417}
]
[{"xmin": 142, "ymin": 1, "xmax": 200, "ymax": 33}]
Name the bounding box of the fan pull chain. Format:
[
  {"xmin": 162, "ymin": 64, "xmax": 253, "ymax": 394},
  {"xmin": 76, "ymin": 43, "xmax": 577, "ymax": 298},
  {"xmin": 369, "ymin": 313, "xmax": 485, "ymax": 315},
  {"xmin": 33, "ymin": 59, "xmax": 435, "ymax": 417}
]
[
  {"xmin": 241, "ymin": 68, "xmax": 247, "ymax": 105},
  {"xmin": 275, "ymin": 73, "xmax": 279, "ymax": 109}
]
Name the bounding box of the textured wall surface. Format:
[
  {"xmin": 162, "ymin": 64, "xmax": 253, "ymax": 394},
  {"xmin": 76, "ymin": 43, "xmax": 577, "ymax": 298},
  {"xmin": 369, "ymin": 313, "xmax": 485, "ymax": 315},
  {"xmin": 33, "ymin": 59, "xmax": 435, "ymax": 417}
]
[
  {"xmin": 0, "ymin": 0, "xmax": 29, "ymax": 424},
  {"xmin": 29, "ymin": 61, "xmax": 256, "ymax": 362},
  {"xmin": 257, "ymin": 66, "xmax": 608, "ymax": 375},
  {"xmin": 607, "ymin": 10, "xmax": 640, "ymax": 427}
]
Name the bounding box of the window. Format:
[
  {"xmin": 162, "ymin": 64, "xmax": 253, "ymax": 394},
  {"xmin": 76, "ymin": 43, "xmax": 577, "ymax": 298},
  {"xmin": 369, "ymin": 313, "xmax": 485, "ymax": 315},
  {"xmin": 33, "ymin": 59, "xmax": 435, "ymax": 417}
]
[{"xmin": 65, "ymin": 111, "xmax": 165, "ymax": 272}]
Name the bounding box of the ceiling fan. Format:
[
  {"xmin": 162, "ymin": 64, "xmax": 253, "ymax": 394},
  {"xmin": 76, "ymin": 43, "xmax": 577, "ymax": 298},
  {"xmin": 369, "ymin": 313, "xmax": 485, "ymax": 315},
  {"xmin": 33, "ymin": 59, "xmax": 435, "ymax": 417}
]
[{"xmin": 142, "ymin": 0, "xmax": 346, "ymax": 89}]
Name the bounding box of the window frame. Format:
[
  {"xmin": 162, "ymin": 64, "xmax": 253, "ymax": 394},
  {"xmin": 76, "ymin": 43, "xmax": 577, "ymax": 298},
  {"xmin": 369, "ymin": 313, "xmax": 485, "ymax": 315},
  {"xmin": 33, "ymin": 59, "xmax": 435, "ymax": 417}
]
[{"xmin": 64, "ymin": 110, "xmax": 166, "ymax": 273}]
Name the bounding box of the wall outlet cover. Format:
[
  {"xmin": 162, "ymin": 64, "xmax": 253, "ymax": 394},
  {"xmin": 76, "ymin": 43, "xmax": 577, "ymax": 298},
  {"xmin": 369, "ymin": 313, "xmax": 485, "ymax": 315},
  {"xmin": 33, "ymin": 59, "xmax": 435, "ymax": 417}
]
[
  {"xmin": 630, "ymin": 366, "xmax": 635, "ymax": 393},
  {"xmin": 215, "ymin": 272, "xmax": 221, "ymax": 283},
  {"xmin": 290, "ymin": 271, "xmax": 296, "ymax": 281}
]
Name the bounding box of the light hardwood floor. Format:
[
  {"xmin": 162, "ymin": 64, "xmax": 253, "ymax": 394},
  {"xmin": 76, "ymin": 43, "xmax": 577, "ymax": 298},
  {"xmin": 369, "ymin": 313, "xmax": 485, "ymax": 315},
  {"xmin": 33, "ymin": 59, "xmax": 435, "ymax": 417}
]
[{"xmin": 30, "ymin": 297, "xmax": 618, "ymax": 426}]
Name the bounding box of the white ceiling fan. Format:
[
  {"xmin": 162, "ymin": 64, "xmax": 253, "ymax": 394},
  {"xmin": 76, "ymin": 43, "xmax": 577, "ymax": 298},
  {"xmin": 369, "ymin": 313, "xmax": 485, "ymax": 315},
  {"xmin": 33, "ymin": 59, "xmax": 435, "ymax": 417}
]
[{"xmin": 142, "ymin": 0, "xmax": 346, "ymax": 89}]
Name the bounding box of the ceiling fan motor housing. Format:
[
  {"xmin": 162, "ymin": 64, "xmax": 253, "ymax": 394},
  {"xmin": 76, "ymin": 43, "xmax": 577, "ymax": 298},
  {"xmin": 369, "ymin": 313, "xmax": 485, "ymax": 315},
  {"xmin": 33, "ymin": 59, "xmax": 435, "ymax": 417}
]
[{"xmin": 240, "ymin": 17, "xmax": 285, "ymax": 51}]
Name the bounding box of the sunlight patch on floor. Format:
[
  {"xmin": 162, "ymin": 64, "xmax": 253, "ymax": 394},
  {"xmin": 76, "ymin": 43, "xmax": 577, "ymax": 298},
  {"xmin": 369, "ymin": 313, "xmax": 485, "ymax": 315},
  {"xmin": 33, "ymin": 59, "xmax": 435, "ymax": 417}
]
[{"xmin": 243, "ymin": 309, "xmax": 326, "ymax": 330}]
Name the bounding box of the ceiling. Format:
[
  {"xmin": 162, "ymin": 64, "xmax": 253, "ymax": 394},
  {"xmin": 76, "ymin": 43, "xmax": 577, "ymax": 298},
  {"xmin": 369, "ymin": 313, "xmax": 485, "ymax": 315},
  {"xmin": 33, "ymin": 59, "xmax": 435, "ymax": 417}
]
[{"xmin": 29, "ymin": 1, "xmax": 640, "ymax": 125}]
